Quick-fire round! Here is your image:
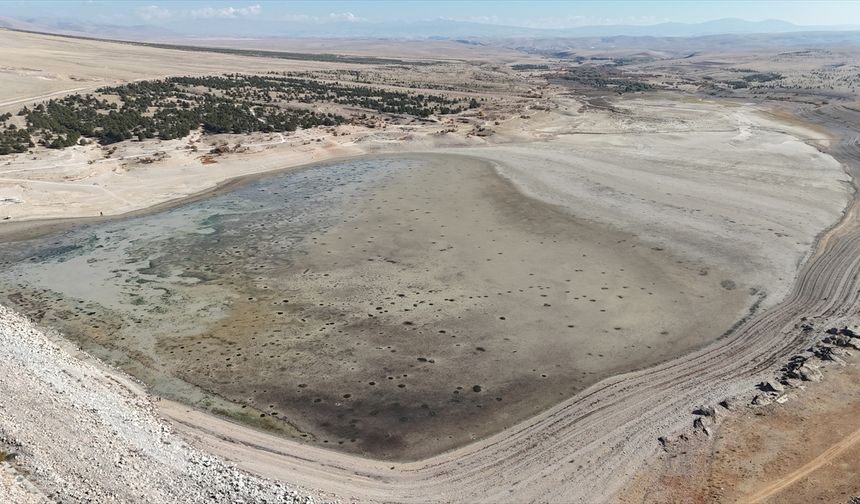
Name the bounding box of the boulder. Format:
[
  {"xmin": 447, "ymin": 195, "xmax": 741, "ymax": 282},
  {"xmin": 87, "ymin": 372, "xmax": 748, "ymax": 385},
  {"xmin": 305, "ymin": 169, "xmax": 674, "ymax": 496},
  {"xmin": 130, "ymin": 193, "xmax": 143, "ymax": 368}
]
[
  {"xmin": 815, "ymin": 346, "xmax": 846, "ymax": 365},
  {"xmin": 751, "ymin": 394, "xmax": 773, "ymax": 406},
  {"xmin": 693, "ymin": 405, "xmax": 716, "ymax": 418},
  {"xmin": 759, "ymin": 380, "xmax": 785, "ymax": 394},
  {"xmin": 657, "ymin": 436, "xmax": 676, "ymax": 454},
  {"xmin": 839, "ymin": 327, "xmax": 857, "ymax": 337},
  {"xmin": 816, "ymin": 346, "xmax": 835, "ymax": 359},
  {"xmin": 798, "ymin": 365, "xmax": 822, "ymax": 382},
  {"xmin": 693, "ymin": 417, "xmax": 711, "ymax": 436},
  {"xmin": 831, "ymin": 335, "xmax": 860, "ymax": 351},
  {"xmin": 784, "ymin": 360, "xmax": 806, "ymax": 380},
  {"xmin": 833, "ymin": 335, "xmax": 851, "ymax": 346},
  {"xmin": 788, "ymin": 351, "xmax": 815, "ymax": 364}
]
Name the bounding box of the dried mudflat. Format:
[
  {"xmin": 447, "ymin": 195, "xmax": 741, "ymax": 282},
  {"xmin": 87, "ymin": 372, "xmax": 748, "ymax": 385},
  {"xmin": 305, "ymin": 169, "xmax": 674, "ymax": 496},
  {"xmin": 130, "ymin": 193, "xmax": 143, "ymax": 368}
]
[
  {"xmin": 0, "ymin": 153, "xmax": 744, "ymax": 459},
  {"xmin": 0, "ymin": 96, "xmax": 849, "ymax": 462}
]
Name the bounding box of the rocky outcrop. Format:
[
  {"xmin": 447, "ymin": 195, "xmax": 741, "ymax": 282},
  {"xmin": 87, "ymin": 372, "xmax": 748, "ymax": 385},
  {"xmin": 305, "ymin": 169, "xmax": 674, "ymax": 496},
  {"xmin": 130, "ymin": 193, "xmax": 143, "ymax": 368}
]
[{"xmin": 752, "ymin": 323, "xmax": 859, "ymax": 407}]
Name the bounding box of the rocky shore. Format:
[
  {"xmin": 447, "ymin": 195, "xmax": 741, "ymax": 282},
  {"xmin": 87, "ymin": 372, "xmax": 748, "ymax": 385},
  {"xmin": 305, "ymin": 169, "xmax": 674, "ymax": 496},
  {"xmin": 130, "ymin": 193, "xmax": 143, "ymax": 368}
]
[{"xmin": 0, "ymin": 304, "xmax": 333, "ymax": 503}]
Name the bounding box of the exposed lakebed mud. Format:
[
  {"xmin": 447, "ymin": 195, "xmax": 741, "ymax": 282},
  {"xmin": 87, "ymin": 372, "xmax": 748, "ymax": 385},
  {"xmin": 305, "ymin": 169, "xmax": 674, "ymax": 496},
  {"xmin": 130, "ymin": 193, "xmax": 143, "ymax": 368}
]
[{"xmin": 0, "ymin": 154, "xmax": 750, "ymax": 459}]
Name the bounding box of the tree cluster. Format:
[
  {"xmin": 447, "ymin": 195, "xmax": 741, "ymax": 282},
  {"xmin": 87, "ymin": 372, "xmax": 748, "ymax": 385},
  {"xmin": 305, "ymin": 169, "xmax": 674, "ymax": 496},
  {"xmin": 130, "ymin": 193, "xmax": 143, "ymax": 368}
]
[
  {"xmin": 0, "ymin": 125, "xmax": 32, "ymax": 155},
  {"xmin": 560, "ymin": 67, "xmax": 654, "ymax": 94},
  {"xmin": 170, "ymin": 74, "xmax": 471, "ymax": 117},
  {"xmin": 0, "ymin": 73, "xmax": 476, "ymax": 153}
]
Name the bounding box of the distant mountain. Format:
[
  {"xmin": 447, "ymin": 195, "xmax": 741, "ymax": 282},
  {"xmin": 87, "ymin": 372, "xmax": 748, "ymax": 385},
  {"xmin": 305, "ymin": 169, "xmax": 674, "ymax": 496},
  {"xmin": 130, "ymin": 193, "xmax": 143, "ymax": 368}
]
[
  {"xmin": 495, "ymin": 29, "xmax": 860, "ymax": 60},
  {"xmin": 0, "ymin": 16, "xmax": 45, "ymax": 32},
  {"xmin": 158, "ymin": 17, "xmax": 860, "ymax": 39},
  {"xmin": 552, "ymin": 18, "xmax": 808, "ymax": 37},
  {"xmin": 0, "ymin": 16, "xmax": 178, "ymax": 40},
  {"xmin": 1, "ymin": 14, "xmax": 859, "ymax": 42},
  {"xmin": 165, "ymin": 17, "xmax": 860, "ymax": 39}
]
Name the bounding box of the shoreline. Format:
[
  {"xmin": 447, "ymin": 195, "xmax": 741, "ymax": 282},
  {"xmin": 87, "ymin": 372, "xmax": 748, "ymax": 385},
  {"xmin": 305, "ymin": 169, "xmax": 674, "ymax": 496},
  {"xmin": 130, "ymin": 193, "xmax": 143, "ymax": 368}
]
[
  {"xmin": 1, "ymin": 96, "xmax": 856, "ymax": 503},
  {"xmin": 0, "ymin": 152, "xmax": 367, "ymax": 242},
  {"xmin": 0, "ymin": 148, "xmax": 481, "ymax": 242},
  {"xmin": 144, "ymin": 99, "xmax": 860, "ymax": 489},
  {"xmin": 618, "ymin": 101, "xmax": 860, "ymax": 503},
  {"xmin": 2, "ymin": 150, "xmax": 752, "ymax": 461},
  {"xmin": 142, "ymin": 99, "xmax": 860, "ymax": 502}
]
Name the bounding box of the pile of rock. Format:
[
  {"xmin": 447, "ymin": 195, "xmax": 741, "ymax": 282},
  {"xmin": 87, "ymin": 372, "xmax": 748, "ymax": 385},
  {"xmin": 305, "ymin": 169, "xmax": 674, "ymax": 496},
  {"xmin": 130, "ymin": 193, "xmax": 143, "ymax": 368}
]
[
  {"xmin": 751, "ymin": 323, "xmax": 859, "ymax": 407},
  {"xmin": 657, "ymin": 321, "xmax": 860, "ymax": 456},
  {"xmin": 691, "ymin": 405, "xmax": 717, "ymax": 436},
  {"xmin": 823, "ymin": 326, "xmax": 860, "ymax": 350}
]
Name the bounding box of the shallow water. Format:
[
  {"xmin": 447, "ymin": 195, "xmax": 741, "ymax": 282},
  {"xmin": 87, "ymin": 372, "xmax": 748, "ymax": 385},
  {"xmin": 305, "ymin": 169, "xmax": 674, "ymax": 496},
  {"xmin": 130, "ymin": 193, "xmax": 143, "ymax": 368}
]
[{"xmin": 0, "ymin": 157, "xmax": 411, "ymax": 425}]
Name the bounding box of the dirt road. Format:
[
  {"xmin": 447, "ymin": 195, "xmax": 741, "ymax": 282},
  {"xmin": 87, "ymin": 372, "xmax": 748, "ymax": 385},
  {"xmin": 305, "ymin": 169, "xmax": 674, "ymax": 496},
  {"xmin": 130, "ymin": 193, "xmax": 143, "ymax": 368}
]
[{"xmin": 742, "ymin": 424, "xmax": 860, "ymax": 503}]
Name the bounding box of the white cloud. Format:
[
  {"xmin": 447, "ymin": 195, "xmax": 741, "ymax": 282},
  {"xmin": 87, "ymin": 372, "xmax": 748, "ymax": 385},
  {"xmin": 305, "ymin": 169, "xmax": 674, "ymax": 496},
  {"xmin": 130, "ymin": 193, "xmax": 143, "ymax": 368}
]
[
  {"xmin": 191, "ymin": 4, "xmax": 262, "ymax": 19},
  {"xmin": 135, "ymin": 5, "xmax": 172, "ymax": 21}
]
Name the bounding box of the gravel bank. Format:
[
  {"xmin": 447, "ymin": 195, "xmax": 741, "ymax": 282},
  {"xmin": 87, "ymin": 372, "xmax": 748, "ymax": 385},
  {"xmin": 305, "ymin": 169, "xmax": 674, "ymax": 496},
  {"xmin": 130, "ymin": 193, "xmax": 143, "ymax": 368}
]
[{"xmin": 0, "ymin": 304, "xmax": 332, "ymax": 504}]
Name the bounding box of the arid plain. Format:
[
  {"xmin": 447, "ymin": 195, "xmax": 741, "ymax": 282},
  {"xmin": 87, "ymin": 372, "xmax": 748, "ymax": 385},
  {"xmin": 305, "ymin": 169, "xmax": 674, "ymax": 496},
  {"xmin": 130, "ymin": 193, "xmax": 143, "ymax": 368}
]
[{"xmin": 1, "ymin": 27, "xmax": 860, "ymax": 503}]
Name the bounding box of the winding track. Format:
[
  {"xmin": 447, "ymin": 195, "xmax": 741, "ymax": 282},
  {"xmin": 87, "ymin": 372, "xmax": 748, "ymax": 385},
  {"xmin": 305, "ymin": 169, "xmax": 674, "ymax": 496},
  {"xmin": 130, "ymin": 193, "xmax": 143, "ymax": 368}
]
[
  {"xmin": 743, "ymin": 423, "xmax": 860, "ymax": 503},
  {"xmin": 163, "ymin": 103, "xmax": 860, "ymax": 503}
]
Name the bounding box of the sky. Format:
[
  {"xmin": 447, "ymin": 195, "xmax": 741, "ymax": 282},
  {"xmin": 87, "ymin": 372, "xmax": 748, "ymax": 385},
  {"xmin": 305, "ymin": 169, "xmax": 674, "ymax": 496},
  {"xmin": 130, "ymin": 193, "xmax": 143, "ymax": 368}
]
[{"xmin": 2, "ymin": 0, "xmax": 859, "ymax": 30}]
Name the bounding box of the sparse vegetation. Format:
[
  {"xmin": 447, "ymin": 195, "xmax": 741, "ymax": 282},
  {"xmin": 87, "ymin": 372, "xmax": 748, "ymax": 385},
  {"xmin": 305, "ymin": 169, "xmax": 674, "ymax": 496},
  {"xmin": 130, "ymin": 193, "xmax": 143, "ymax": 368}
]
[
  {"xmin": 742, "ymin": 72, "xmax": 783, "ymax": 83},
  {"xmin": 0, "ymin": 126, "xmax": 33, "ymax": 155},
  {"xmin": 560, "ymin": 66, "xmax": 655, "ymax": 93},
  {"xmin": 0, "ymin": 73, "xmax": 478, "ymax": 151},
  {"xmin": 511, "ymin": 64, "xmax": 550, "ymax": 71}
]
